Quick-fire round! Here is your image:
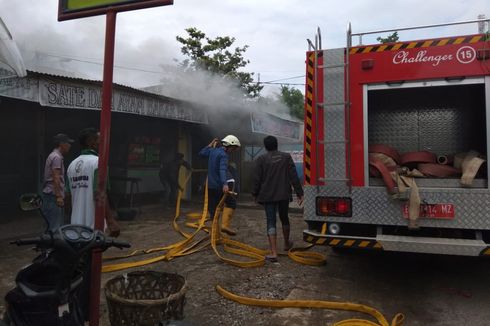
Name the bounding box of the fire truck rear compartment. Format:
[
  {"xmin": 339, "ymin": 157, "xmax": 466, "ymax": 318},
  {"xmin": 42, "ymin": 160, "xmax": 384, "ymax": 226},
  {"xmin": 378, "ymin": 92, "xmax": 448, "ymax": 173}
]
[
  {"xmin": 368, "ymin": 82, "xmax": 487, "ymax": 188},
  {"xmin": 302, "ymin": 81, "xmax": 490, "ymax": 255}
]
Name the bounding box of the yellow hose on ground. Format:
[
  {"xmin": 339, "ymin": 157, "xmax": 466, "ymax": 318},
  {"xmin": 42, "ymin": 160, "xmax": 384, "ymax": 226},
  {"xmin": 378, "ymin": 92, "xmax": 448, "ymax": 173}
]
[
  {"xmin": 102, "ymin": 173, "xmax": 210, "ymax": 272},
  {"xmin": 102, "ymin": 171, "xmax": 404, "ymax": 325},
  {"xmin": 216, "ymin": 285, "xmax": 405, "ymax": 326},
  {"xmin": 102, "ymin": 171, "xmax": 326, "ymax": 271}
]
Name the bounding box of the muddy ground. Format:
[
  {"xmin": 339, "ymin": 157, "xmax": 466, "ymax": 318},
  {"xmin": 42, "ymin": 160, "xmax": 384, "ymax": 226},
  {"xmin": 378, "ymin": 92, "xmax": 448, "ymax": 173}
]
[{"xmin": 1, "ymin": 202, "xmax": 490, "ymax": 326}]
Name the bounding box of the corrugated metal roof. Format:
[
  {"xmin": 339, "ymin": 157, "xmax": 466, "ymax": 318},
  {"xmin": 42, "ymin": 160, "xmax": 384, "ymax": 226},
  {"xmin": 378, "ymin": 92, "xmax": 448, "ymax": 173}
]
[{"xmin": 27, "ymin": 69, "xmax": 177, "ymax": 101}]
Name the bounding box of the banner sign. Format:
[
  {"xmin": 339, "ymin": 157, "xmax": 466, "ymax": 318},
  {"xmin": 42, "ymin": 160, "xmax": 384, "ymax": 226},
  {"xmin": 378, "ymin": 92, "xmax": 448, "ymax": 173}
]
[
  {"xmin": 0, "ymin": 74, "xmax": 207, "ymax": 124},
  {"xmin": 251, "ymin": 111, "xmax": 301, "ymax": 140},
  {"xmin": 64, "ymin": 0, "xmax": 144, "ymax": 11},
  {"xmin": 287, "ymin": 150, "xmax": 304, "ymax": 163},
  {"xmin": 39, "ymin": 78, "xmax": 208, "ymax": 124},
  {"xmin": 58, "ymin": 0, "xmax": 173, "ymax": 21},
  {"xmin": 0, "ymin": 75, "xmax": 38, "ymax": 102}
]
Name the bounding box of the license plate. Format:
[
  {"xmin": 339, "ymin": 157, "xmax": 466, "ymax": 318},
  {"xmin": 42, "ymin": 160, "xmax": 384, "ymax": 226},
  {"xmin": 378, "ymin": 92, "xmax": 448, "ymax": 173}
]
[{"xmin": 402, "ymin": 203, "xmax": 455, "ymax": 219}]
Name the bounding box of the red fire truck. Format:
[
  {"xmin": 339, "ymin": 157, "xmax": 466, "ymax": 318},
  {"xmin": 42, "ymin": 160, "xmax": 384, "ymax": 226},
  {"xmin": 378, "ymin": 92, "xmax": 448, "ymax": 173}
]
[{"xmin": 302, "ymin": 19, "xmax": 490, "ymax": 256}]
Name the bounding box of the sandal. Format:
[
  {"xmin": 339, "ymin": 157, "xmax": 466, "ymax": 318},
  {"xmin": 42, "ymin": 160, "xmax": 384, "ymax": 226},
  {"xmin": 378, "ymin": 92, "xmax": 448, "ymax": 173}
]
[{"xmin": 265, "ymin": 255, "xmax": 278, "ymax": 262}]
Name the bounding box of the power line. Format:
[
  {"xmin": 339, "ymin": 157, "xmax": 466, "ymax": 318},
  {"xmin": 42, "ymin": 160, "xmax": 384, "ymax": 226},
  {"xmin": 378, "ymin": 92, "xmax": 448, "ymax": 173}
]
[
  {"xmin": 261, "ymin": 75, "xmax": 305, "ymax": 83},
  {"xmin": 25, "ymin": 50, "xmax": 169, "ymax": 75},
  {"xmin": 259, "ymin": 82, "xmax": 305, "ymax": 86},
  {"xmin": 25, "ymin": 50, "xmax": 307, "ymax": 85}
]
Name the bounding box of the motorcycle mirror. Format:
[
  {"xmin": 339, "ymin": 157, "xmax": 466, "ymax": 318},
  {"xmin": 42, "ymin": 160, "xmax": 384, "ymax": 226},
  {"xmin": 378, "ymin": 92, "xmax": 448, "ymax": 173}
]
[{"xmin": 19, "ymin": 193, "xmax": 42, "ymax": 211}]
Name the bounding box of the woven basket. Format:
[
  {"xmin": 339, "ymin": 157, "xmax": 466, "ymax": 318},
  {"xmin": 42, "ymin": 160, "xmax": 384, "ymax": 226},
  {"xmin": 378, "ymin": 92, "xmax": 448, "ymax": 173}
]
[{"xmin": 105, "ymin": 271, "xmax": 187, "ymax": 326}]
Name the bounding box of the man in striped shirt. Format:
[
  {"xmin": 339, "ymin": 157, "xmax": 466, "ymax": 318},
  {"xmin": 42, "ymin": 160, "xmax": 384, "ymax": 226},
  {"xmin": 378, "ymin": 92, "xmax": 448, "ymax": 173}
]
[{"xmin": 42, "ymin": 133, "xmax": 74, "ymax": 231}]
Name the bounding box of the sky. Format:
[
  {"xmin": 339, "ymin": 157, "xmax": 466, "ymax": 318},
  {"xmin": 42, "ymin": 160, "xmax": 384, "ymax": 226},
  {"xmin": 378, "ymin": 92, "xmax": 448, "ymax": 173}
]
[{"xmin": 0, "ymin": 0, "xmax": 489, "ymax": 98}]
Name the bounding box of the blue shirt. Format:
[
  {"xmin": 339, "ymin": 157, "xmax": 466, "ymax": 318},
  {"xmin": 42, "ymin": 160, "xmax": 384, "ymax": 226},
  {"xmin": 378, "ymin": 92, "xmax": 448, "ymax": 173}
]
[{"xmin": 199, "ymin": 146, "xmax": 228, "ymax": 190}]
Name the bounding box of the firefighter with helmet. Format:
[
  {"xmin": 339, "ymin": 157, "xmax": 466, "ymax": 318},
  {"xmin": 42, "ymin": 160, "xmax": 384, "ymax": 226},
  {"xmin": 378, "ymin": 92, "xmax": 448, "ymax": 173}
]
[{"xmin": 199, "ymin": 135, "xmax": 241, "ymax": 234}]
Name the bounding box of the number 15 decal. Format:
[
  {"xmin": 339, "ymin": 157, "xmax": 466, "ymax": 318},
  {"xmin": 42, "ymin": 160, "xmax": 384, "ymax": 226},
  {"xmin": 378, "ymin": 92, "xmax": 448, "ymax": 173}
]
[{"xmin": 456, "ymin": 46, "xmax": 476, "ymax": 64}]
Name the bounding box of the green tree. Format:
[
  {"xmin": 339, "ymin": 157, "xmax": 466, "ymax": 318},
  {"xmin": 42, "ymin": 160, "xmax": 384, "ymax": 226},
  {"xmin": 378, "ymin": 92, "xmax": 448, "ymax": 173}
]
[
  {"xmin": 376, "ymin": 31, "xmax": 399, "ymax": 44},
  {"xmin": 278, "ymin": 85, "xmax": 304, "ymax": 120},
  {"xmin": 176, "ymin": 27, "xmax": 263, "ymax": 98}
]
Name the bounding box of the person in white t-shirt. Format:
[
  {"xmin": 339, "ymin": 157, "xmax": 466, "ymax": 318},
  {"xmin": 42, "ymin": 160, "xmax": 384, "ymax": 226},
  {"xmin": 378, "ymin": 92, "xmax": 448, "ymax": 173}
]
[
  {"xmin": 66, "ymin": 127, "xmax": 120, "ymax": 321},
  {"xmin": 66, "ymin": 128, "xmax": 120, "ymax": 236}
]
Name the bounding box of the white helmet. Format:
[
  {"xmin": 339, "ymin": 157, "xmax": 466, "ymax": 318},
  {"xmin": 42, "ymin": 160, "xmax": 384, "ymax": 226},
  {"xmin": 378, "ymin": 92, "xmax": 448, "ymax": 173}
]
[{"xmin": 221, "ymin": 135, "xmax": 241, "ymax": 147}]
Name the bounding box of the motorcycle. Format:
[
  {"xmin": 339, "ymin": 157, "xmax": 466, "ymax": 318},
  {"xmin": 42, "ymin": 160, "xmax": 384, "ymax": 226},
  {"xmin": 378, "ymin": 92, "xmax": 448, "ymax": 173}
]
[{"xmin": 1, "ymin": 194, "xmax": 130, "ymax": 326}]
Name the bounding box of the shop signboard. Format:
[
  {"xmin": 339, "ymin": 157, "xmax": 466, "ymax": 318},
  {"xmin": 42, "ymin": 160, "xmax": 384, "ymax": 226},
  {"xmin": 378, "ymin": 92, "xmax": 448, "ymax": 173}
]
[
  {"xmin": 0, "ymin": 75, "xmax": 38, "ymax": 102},
  {"xmin": 38, "ymin": 77, "xmax": 208, "ymax": 124},
  {"xmin": 0, "ymin": 75, "xmax": 208, "ymax": 124},
  {"xmin": 58, "ymin": 0, "xmax": 173, "ymax": 21},
  {"xmin": 251, "ymin": 111, "xmax": 302, "ymax": 140}
]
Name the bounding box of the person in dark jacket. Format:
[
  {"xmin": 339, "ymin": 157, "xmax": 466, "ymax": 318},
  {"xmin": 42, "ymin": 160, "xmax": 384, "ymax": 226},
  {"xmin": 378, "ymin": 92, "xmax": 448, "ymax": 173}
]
[
  {"xmin": 252, "ymin": 135, "xmax": 304, "ymax": 262},
  {"xmin": 199, "ymin": 135, "xmax": 241, "ymax": 220}
]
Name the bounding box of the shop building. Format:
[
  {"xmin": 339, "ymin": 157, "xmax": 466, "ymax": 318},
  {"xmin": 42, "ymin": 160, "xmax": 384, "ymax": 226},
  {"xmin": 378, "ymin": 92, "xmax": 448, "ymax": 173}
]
[
  {"xmin": 0, "ymin": 70, "xmax": 303, "ymax": 213},
  {"xmin": 0, "ymin": 71, "xmax": 208, "ymax": 211}
]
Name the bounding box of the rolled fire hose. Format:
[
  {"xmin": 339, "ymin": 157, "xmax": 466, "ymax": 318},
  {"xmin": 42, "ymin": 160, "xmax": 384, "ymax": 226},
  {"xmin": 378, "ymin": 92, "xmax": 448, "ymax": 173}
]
[
  {"xmin": 369, "ymin": 155, "xmax": 397, "ymax": 194},
  {"xmin": 436, "ymin": 155, "xmax": 454, "ymax": 166},
  {"xmin": 417, "ymin": 163, "xmax": 460, "ymax": 178},
  {"xmin": 368, "ymin": 147, "xmax": 423, "ymax": 229},
  {"xmin": 397, "ymin": 175, "xmax": 420, "ymax": 229},
  {"xmin": 460, "ymin": 151, "xmax": 486, "ymax": 187},
  {"xmin": 369, "ymin": 144, "xmax": 401, "ymax": 164},
  {"xmin": 399, "ymin": 151, "xmax": 436, "ymax": 167}
]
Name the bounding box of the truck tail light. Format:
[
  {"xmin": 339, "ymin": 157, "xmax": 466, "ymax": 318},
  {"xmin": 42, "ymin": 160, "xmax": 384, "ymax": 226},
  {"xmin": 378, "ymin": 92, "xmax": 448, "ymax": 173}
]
[{"xmin": 316, "ymin": 197, "xmax": 352, "ymax": 217}]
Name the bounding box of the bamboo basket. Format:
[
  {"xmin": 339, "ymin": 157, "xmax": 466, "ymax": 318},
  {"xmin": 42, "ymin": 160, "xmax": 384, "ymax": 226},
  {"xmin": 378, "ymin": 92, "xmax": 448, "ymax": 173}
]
[{"xmin": 105, "ymin": 271, "xmax": 187, "ymax": 326}]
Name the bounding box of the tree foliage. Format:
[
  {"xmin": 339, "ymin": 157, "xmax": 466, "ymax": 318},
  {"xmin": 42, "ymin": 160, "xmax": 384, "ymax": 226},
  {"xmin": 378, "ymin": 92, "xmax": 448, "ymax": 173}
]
[
  {"xmin": 376, "ymin": 31, "xmax": 399, "ymax": 44},
  {"xmin": 176, "ymin": 27, "xmax": 263, "ymax": 98},
  {"xmin": 278, "ymin": 85, "xmax": 304, "ymax": 120}
]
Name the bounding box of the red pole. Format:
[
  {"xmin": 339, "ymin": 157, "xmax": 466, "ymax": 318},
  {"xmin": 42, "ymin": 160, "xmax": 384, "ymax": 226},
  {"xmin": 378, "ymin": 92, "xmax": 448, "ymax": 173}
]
[{"xmin": 89, "ymin": 10, "xmax": 117, "ymax": 326}]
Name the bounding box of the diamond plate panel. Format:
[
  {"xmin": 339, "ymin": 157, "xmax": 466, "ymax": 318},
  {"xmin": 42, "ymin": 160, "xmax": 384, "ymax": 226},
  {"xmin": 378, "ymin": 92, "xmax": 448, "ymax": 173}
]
[
  {"xmin": 368, "ymin": 85, "xmax": 486, "ymax": 154},
  {"xmin": 324, "ymin": 105, "xmax": 345, "ymax": 142},
  {"xmin": 323, "ymin": 48, "xmax": 344, "ymax": 104},
  {"xmin": 304, "ymin": 185, "xmax": 490, "ymax": 229},
  {"xmin": 324, "ymin": 48, "xmax": 345, "ymax": 65},
  {"xmin": 322, "ymin": 49, "xmax": 348, "ymax": 185},
  {"xmin": 418, "ymin": 107, "xmax": 479, "ymax": 154},
  {"xmin": 324, "ymin": 67, "xmax": 344, "ymax": 104},
  {"xmin": 369, "ymin": 177, "xmax": 487, "ymax": 188},
  {"xmin": 325, "ymin": 143, "xmax": 346, "ymax": 179},
  {"xmin": 368, "ymin": 109, "xmax": 419, "ymax": 151}
]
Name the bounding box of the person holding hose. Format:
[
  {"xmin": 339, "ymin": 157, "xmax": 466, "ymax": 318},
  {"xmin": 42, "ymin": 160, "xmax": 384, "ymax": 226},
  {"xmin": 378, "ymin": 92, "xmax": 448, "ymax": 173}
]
[{"xmin": 198, "ymin": 135, "xmax": 241, "ymax": 224}]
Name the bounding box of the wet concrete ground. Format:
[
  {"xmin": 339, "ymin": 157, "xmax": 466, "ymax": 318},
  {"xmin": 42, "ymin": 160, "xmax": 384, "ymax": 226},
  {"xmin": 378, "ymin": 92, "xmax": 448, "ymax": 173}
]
[{"xmin": 1, "ymin": 202, "xmax": 490, "ymax": 325}]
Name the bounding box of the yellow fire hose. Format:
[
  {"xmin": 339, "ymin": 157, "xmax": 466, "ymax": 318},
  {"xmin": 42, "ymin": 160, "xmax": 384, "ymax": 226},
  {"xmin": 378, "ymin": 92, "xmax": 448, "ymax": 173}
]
[
  {"xmin": 102, "ymin": 171, "xmax": 325, "ymax": 271},
  {"xmin": 101, "ymin": 171, "xmax": 404, "ymax": 325},
  {"xmin": 216, "ymin": 286, "xmax": 404, "ymax": 326}
]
